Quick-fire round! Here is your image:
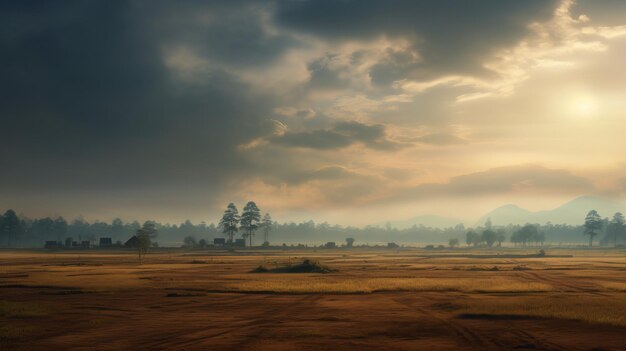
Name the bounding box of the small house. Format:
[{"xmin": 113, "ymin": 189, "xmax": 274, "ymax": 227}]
[
  {"xmin": 99, "ymin": 237, "xmax": 113, "ymax": 247},
  {"xmin": 213, "ymin": 238, "xmax": 226, "ymax": 246},
  {"xmin": 124, "ymin": 236, "xmax": 139, "ymax": 248},
  {"xmin": 234, "ymin": 238, "xmax": 246, "ymax": 247}
]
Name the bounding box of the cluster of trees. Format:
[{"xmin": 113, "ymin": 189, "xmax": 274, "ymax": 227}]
[
  {"xmin": 585, "ymin": 210, "xmax": 625, "ymax": 247},
  {"xmin": 0, "ymin": 210, "xmax": 24, "ymax": 247},
  {"xmin": 510, "ymin": 224, "xmax": 545, "ymax": 247},
  {"xmin": 218, "ymin": 202, "xmax": 272, "ymax": 246},
  {"xmin": 458, "ymin": 210, "xmax": 626, "ymax": 248},
  {"xmin": 604, "ymin": 212, "xmax": 625, "ymax": 246},
  {"xmin": 464, "ymin": 228, "xmax": 507, "ymax": 247}
]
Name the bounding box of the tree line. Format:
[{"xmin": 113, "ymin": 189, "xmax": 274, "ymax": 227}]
[
  {"xmin": 457, "ymin": 210, "xmax": 625, "ymax": 248},
  {"xmin": 1, "ymin": 208, "xmax": 625, "ymax": 248}
]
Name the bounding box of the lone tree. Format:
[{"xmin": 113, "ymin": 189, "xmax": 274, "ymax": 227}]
[
  {"xmin": 449, "ymin": 238, "xmax": 459, "ymax": 248},
  {"xmin": 607, "ymin": 212, "xmax": 625, "ymax": 246},
  {"xmin": 135, "ymin": 221, "xmax": 158, "ymax": 264},
  {"xmin": 240, "ymin": 201, "xmax": 261, "ymax": 247},
  {"xmin": 584, "ymin": 210, "xmax": 603, "ymax": 247},
  {"xmin": 219, "ymin": 203, "xmax": 240, "ymax": 244},
  {"xmin": 261, "ymin": 213, "xmax": 272, "ymax": 245},
  {"xmin": 346, "ymin": 237, "xmax": 355, "ymax": 248}
]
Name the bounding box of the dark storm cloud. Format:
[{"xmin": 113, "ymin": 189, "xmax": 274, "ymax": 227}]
[
  {"xmin": 306, "ymin": 54, "xmax": 349, "ymax": 91},
  {"xmin": 276, "ymin": 0, "xmax": 559, "ymax": 84},
  {"xmin": 0, "ymin": 1, "xmax": 278, "ymax": 197},
  {"xmin": 150, "ymin": 1, "xmax": 296, "ymax": 68},
  {"xmin": 271, "ymin": 121, "xmax": 403, "ymax": 150}
]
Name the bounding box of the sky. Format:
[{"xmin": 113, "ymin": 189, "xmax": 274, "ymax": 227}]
[{"xmin": 2, "ymin": 0, "xmax": 626, "ymax": 226}]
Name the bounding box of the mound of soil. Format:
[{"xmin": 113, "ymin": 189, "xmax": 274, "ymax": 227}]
[{"xmin": 251, "ymin": 259, "xmax": 335, "ymax": 274}]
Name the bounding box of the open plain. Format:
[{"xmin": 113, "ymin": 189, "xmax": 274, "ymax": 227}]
[{"xmin": 1, "ymin": 248, "xmax": 625, "ymax": 351}]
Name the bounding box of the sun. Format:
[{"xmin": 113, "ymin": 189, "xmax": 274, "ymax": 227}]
[
  {"xmin": 574, "ymin": 98, "xmax": 596, "ymax": 116},
  {"xmin": 563, "ymin": 93, "xmax": 599, "ymax": 118}
]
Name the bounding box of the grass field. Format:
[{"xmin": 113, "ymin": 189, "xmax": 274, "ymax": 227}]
[{"xmin": 1, "ymin": 248, "xmax": 625, "ymax": 350}]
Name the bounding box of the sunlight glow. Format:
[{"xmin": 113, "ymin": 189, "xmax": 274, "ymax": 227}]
[
  {"xmin": 561, "ymin": 93, "xmax": 598, "ymax": 118},
  {"xmin": 570, "ymin": 96, "xmax": 598, "ymax": 117},
  {"xmin": 574, "ymin": 97, "xmax": 596, "ymax": 116}
]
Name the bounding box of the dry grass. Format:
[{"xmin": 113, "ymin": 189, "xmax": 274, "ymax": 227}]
[
  {"xmin": 2, "ymin": 249, "xmax": 626, "ymax": 350},
  {"xmin": 459, "ymin": 295, "xmax": 626, "ymax": 327},
  {"xmin": 217, "ymin": 277, "xmax": 553, "ymax": 294},
  {"xmin": 595, "ymin": 281, "xmax": 626, "ymax": 291}
]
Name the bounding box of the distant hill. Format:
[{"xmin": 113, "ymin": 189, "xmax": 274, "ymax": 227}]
[
  {"xmin": 477, "ymin": 196, "xmax": 625, "ymax": 226},
  {"xmin": 374, "ymin": 215, "xmax": 465, "ymax": 229}
]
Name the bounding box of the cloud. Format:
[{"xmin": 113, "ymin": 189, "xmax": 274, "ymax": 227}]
[
  {"xmin": 415, "ymin": 132, "xmax": 468, "ymax": 146},
  {"xmin": 270, "ymin": 120, "xmax": 405, "ymax": 150},
  {"xmin": 393, "ymin": 0, "xmax": 626, "ymax": 102},
  {"xmin": 0, "ymin": 1, "xmax": 279, "ymax": 202},
  {"xmin": 399, "ymin": 165, "xmax": 594, "ymax": 200},
  {"xmin": 276, "ymin": 1, "xmax": 559, "ymax": 79},
  {"xmin": 1, "ymin": 0, "xmax": 625, "ymax": 223},
  {"xmin": 280, "ymin": 166, "xmax": 385, "ymax": 206}
]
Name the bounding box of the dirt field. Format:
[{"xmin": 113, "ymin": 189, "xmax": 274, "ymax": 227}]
[{"xmin": 1, "ymin": 248, "xmax": 625, "ymax": 350}]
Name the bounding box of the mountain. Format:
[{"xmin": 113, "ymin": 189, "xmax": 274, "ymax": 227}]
[
  {"xmin": 375, "ymin": 215, "xmax": 465, "ymax": 229},
  {"xmin": 476, "ymin": 204, "xmax": 532, "ymax": 227},
  {"xmin": 477, "ymin": 196, "xmax": 624, "ymax": 226}
]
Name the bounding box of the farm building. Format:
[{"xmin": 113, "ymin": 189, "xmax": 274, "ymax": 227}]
[{"xmin": 124, "ymin": 236, "xmax": 139, "ymax": 248}]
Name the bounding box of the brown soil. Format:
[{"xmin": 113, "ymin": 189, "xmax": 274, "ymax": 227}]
[{"xmin": 1, "ymin": 249, "xmax": 625, "ymax": 351}]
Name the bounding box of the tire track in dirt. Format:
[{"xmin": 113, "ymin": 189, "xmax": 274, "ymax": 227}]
[
  {"xmin": 223, "ymin": 294, "xmax": 323, "ymax": 351},
  {"xmin": 518, "ymin": 271, "xmax": 607, "ymax": 296},
  {"xmin": 508, "ymin": 328, "xmax": 571, "ymax": 351},
  {"xmin": 394, "ymin": 294, "xmax": 570, "ymax": 351},
  {"xmin": 95, "ymin": 293, "xmax": 316, "ymax": 351},
  {"xmin": 393, "ymin": 296, "xmax": 502, "ymax": 350}
]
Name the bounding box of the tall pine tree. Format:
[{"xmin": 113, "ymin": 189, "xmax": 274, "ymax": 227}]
[
  {"xmin": 584, "ymin": 210, "xmax": 603, "ymax": 247},
  {"xmin": 240, "ymin": 202, "xmax": 261, "ymax": 247},
  {"xmin": 219, "ymin": 203, "xmax": 240, "ymax": 244}
]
